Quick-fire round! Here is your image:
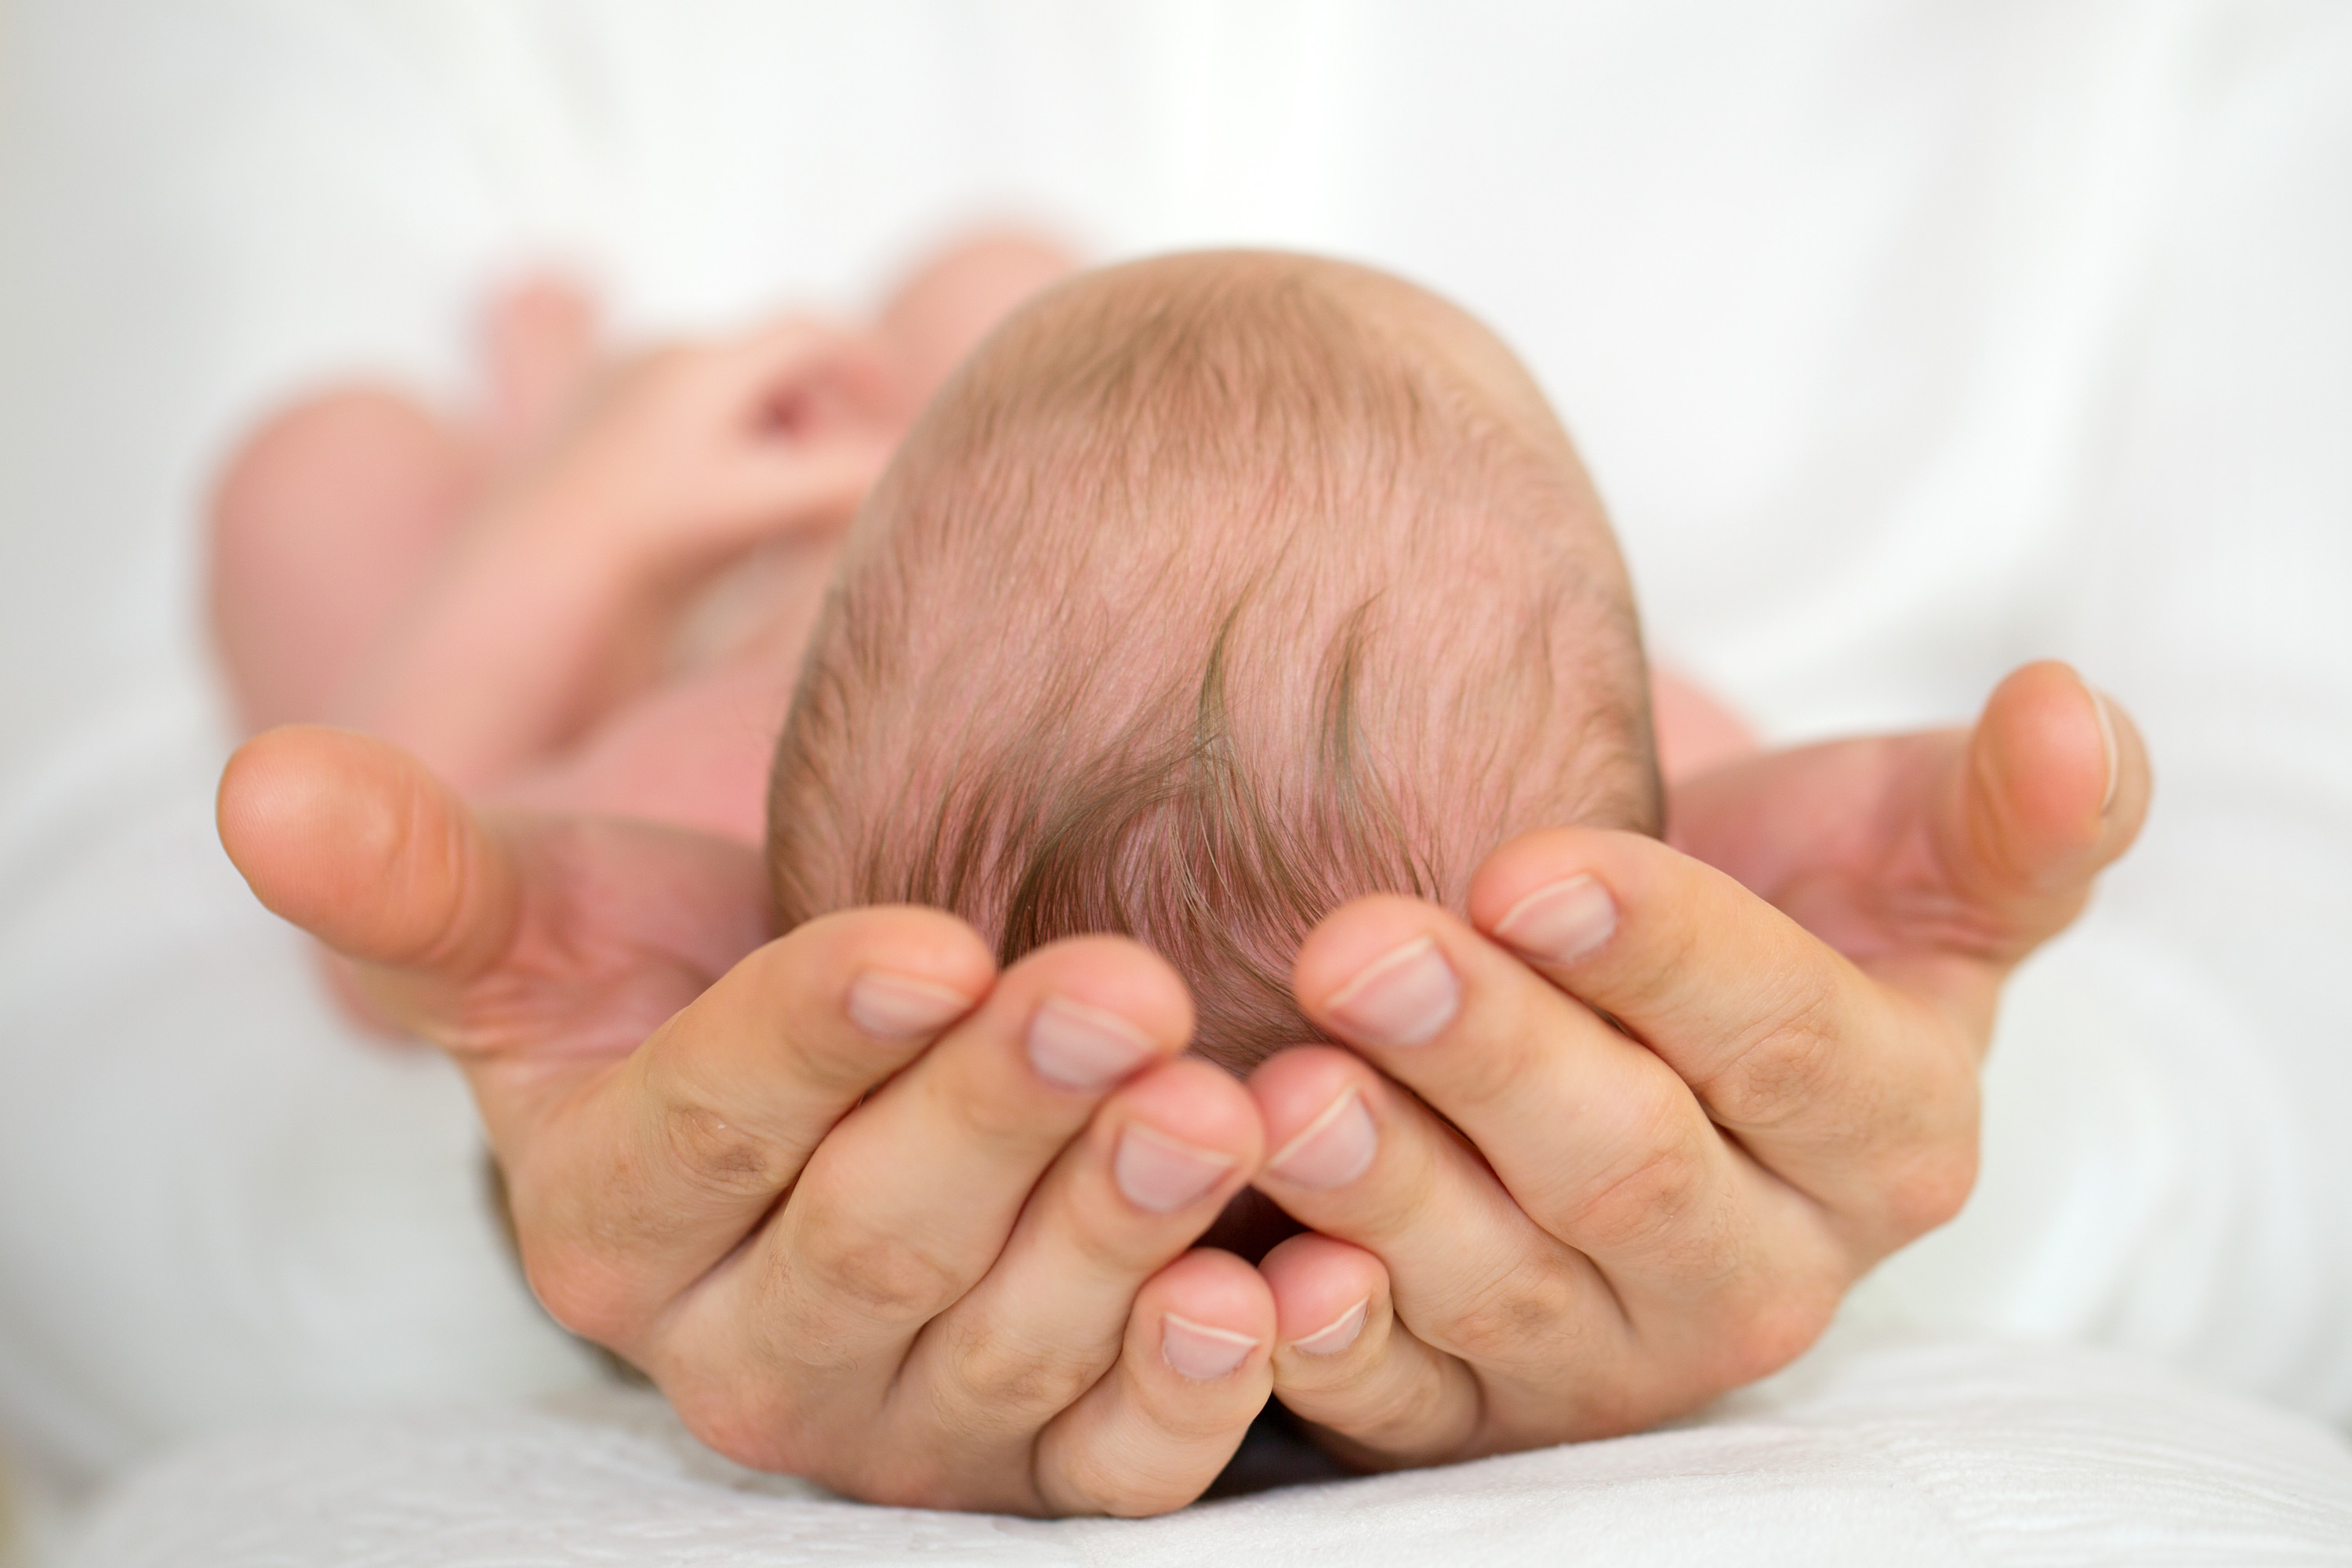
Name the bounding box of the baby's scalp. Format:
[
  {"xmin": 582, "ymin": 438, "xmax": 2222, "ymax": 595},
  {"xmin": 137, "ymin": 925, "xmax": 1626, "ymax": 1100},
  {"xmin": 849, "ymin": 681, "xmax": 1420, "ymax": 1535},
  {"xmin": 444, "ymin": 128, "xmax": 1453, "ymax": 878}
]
[{"xmin": 769, "ymin": 251, "xmax": 1658, "ymax": 1071}]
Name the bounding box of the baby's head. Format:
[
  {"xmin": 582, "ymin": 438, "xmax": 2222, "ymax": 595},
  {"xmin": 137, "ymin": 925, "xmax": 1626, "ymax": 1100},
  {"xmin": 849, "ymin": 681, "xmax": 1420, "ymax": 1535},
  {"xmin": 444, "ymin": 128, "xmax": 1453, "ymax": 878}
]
[{"xmin": 769, "ymin": 252, "xmax": 1657, "ymax": 1072}]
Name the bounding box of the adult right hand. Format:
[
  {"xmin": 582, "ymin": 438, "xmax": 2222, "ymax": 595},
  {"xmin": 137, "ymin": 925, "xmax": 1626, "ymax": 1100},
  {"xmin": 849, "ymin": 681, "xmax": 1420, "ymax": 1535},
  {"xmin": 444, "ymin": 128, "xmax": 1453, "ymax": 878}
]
[
  {"xmin": 216, "ymin": 725, "xmax": 1276, "ymax": 1516},
  {"xmin": 1242, "ymin": 662, "xmax": 2149, "ymax": 1468}
]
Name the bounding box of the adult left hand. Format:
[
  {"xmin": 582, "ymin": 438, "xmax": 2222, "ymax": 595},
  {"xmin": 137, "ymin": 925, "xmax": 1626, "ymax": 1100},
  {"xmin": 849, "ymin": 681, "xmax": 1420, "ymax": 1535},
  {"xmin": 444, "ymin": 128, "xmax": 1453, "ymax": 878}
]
[{"xmin": 1247, "ymin": 661, "xmax": 2150, "ymax": 1467}]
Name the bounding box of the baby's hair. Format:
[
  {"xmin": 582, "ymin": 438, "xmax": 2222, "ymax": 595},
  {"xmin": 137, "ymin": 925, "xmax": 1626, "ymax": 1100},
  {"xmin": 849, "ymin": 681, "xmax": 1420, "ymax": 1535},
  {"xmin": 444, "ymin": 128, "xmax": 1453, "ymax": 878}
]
[{"xmin": 770, "ymin": 252, "xmax": 1657, "ymax": 1071}]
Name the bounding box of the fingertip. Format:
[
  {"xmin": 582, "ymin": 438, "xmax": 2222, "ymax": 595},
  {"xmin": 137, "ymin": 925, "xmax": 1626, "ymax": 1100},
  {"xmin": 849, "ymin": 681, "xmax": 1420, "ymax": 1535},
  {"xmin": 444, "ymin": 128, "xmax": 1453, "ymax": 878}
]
[
  {"xmin": 1138, "ymin": 1249, "xmax": 1276, "ymax": 1383},
  {"xmin": 1260, "ymin": 1233, "xmax": 1386, "ymax": 1355},
  {"xmin": 1114, "ymin": 1056, "xmax": 1267, "ymax": 1168},
  {"xmin": 1291, "ymin": 895, "xmax": 1437, "ymax": 1004},
  {"xmin": 1976, "ymin": 662, "xmax": 2141, "ymax": 878},
  {"xmin": 1036, "ymin": 1247, "xmax": 1272, "ymax": 1515},
  {"xmin": 796, "ymin": 905, "xmax": 999, "ymax": 1033},
  {"xmin": 2091, "ymin": 688, "xmax": 2154, "ymax": 848},
  {"xmin": 217, "ymin": 724, "xmax": 375, "ymax": 875},
  {"xmin": 1005, "ymin": 933, "xmax": 1199, "ymax": 1062},
  {"xmin": 217, "ymin": 725, "xmax": 512, "ymax": 970},
  {"xmin": 1462, "ymin": 825, "xmax": 1640, "ymax": 939},
  {"xmin": 1247, "ymin": 1047, "xmax": 1384, "ymax": 1189}
]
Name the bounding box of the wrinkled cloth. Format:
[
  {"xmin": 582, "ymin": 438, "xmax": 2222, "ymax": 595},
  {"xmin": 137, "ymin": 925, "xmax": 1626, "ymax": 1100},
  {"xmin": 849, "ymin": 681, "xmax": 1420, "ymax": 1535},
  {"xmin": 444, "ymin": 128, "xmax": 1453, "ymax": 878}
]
[{"xmin": 54, "ymin": 1337, "xmax": 2352, "ymax": 1567}]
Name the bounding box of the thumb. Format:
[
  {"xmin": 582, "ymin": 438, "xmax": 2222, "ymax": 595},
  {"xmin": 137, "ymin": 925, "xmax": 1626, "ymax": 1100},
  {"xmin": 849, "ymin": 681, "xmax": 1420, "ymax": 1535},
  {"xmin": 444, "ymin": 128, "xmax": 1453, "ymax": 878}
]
[
  {"xmin": 218, "ymin": 724, "xmax": 519, "ymax": 981},
  {"xmin": 1940, "ymin": 661, "xmax": 2152, "ymax": 956}
]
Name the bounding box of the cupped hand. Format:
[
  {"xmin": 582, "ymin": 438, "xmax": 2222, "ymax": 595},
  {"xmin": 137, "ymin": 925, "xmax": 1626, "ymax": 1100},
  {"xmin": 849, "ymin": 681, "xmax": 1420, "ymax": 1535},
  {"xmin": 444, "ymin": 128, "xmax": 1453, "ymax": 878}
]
[
  {"xmin": 1246, "ymin": 662, "xmax": 2151, "ymax": 1466},
  {"xmin": 218, "ymin": 726, "xmax": 1276, "ymax": 1515}
]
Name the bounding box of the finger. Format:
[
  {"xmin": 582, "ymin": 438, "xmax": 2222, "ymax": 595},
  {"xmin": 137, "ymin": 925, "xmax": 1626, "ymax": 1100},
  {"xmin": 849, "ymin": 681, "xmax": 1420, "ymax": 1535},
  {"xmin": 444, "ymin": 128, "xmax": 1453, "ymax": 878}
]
[
  {"xmin": 1245, "ymin": 1047, "xmax": 1667, "ymax": 1406},
  {"xmin": 218, "ymin": 725, "xmax": 519, "ymax": 982},
  {"xmin": 219, "ymin": 724, "xmax": 767, "ymax": 1055},
  {"xmin": 1946, "ymin": 660, "xmax": 2151, "ymax": 945},
  {"xmin": 718, "ymin": 429, "xmax": 895, "ymax": 532},
  {"xmin": 892, "ymin": 1057, "xmax": 1261, "ymax": 1456},
  {"xmin": 1465, "ymin": 831, "xmax": 1978, "ymax": 1253},
  {"xmin": 1665, "ymin": 661, "xmax": 2152, "ymax": 985},
  {"xmin": 1259, "ymin": 1233, "xmax": 1479, "ymax": 1470},
  {"xmin": 668, "ymin": 936, "xmax": 1192, "ymax": 1401},
  {"xmin": 1033, "ymin": 1249, "xmax": 1275, "ymax": 1517},
  {"xmin": 1288, "ymin": 902, "xmax": 1836, "ymax": 1279},
  {"xmin": 714, "ymin": 314, "xmax": 897, "ymax": 422},
  {"xmin": 503, "ymin": 906, "xmax": 996, "ymax": 1350}
]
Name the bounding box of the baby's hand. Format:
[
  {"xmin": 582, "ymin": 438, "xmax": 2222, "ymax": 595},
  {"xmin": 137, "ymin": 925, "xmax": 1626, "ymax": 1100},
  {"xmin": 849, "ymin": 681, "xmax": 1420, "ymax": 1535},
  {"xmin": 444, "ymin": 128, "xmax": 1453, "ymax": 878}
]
[
  {"xmin": 1246, "ymin": 663, "xmax": 2151, "ymax": 1466},
  {"xmin": 509, "ymin": 317, "xmax": 901, "ymax": 586},
  {"xmin": 347, "ymin": 319, "xmax": 899, "ymax": 792},
  {"xmin": 219, "ymin": 726, "xmax": 1276, "ymax": 1516}
]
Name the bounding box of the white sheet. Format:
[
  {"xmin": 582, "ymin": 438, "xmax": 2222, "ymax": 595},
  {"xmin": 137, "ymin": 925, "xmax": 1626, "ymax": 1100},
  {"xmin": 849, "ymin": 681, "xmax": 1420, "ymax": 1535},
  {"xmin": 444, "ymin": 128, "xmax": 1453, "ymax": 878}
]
[
  {"xmin": 2, "ymin": 0, "xmax": 2350, "ymax": 1558},
  {"xmin": 51, "ymin": 1336, "xmax": 2352, "ymax": 1566}
]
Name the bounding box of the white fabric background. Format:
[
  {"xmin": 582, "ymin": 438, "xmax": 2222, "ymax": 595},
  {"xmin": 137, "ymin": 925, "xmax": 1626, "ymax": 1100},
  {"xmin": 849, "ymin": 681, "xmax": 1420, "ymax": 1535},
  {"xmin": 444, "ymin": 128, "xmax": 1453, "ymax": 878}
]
[
  {"xmin": 49, "ymin": 1338, "xmax": 2352, "ymax": 1567},
  {"xmin": 0, "ymin": 0, "xmax": 2347, "ymax": 1559}
]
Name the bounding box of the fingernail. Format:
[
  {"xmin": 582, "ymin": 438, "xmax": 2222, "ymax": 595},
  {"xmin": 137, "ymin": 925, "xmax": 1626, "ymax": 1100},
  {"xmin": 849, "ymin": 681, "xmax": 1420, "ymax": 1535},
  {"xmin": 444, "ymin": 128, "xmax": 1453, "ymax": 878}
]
[
  {"xmin": 2091, "ymin": 689, "xmax": 2121, "ymax": 817},
  {"xmin": 1161, "ymin": 1313, "xmax": 1259, "ymax": 1380},
  {"xmin": 1289, "ymin": 1297, "xmax": 1369, "ymax": 1356},
  {"xmin": 1114, "ymin": 1123, "xmax": 1237, "ymax": 1213},
  {"xmin": 845, "ymin": 971, "xmax": 975, "ymax": 1040},
  {"xmin": 1493, "ymin": 873, "xmax": 1617, "ymax": 966},
  {"xmin": 1027, "ymin": 996, "xmax": 1156, "ymax": 1091},
  {"xmin": 1265, "ymin": 1091, "xmax": 1376, "ymax": 1189},
  {"xmin": 1324, "ymin": 936, "xmax": 1458, "ymax": 1046}
]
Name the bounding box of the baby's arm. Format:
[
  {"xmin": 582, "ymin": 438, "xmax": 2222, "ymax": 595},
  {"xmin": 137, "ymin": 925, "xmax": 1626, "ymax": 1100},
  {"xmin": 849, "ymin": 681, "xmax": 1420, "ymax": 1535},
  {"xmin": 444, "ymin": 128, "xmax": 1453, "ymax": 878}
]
[{"xmin": 336, "ymin": 321, "xmax": 895, "ymax": 794}]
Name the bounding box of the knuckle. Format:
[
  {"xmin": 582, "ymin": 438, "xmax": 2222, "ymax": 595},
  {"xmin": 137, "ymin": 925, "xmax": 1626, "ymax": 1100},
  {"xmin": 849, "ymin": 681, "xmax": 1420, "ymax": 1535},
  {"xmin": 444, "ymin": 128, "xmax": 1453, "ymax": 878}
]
[
  {"xmin": 1439, "ymin": 1029, "xmax": 1539, "ymax": 1111},
  {"xmin": 938, "ymin": 1318, "xmax": 1103, "ymax": 1428},
  {"xmin": 1436, "ymin": 1256, "xmax": 1587, "ymax": 1366},
  {"xmin": 937, "ymin": 1077, "xmax": 1062, "ymax": 1161},
  {"xmin": 1305, "ymin": 1358, "xmax": 1460, "ymax": 1461},
  {"xmin": 1613, "ymin": 896, "xmax": 1712, "ymax": 1013},
  {"xmin": 1328, "ymin": 1379, "xmax": 1436, "ymax": 1454},
  {"xmin": 1566, "ymin": 1123, "xmax": 1717, "ymax": 1265},
  {"xmin": 1129, "ymin": 1377, "xmax": 1255, "ymax": 1454},
  {"xmin": 791, "ymin": 1203, "xmax": 964, "ymax": 1325},
  {"xmin": 1705, "ymin": 985, "xmax": 1843, "ymax": 1131},
  {"xmin": 1050, "ymin": 1444, "xmax": 1198, "ymax": 1519},
  {"xmin": 659, "ymin": 1099, "xmax": 794, "ymax": 1203}
]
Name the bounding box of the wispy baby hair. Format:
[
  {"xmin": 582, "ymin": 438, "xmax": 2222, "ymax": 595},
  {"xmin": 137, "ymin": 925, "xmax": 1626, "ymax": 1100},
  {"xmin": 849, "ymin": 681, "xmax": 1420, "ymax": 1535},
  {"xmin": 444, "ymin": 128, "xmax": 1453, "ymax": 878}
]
[{"xmin": 768, "ymin": 251, "xmax": 1657, "ymax": 1071}]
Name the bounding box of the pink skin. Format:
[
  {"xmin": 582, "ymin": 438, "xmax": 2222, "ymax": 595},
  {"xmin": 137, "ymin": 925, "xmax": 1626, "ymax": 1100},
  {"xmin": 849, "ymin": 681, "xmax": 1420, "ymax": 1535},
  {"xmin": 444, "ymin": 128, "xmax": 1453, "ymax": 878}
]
[
  {"xmin": 209, "ymin": 233, "xmax": 1081, "ymax": 805},
  {"xmin": 210, "ymin": 241, "xmax": 2147, "ymax": 1510}
]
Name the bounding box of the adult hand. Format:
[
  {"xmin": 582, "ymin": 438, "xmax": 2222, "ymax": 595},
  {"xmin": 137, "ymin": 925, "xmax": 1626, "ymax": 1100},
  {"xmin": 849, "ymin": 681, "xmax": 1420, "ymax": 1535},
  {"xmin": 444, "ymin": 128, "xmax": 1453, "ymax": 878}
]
[
  {"xmin": 218, "ymin": 725, "xmax": 1276, "ymax": 1516},
  {"xmin": 1245, "ymin": 662, "xmax": 2150, "ymax": 1467}
]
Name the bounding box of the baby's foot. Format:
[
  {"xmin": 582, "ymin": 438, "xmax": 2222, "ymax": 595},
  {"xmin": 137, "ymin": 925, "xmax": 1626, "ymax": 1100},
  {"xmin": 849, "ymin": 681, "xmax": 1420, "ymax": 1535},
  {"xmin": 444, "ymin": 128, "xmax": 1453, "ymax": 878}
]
[
  {"xmin": 477, "ymin": 270, "xmax": 603, "ymax": 463},
  {"xmin": 874, "ymin": 229, "xmax": 1080, "ymax": 416}
]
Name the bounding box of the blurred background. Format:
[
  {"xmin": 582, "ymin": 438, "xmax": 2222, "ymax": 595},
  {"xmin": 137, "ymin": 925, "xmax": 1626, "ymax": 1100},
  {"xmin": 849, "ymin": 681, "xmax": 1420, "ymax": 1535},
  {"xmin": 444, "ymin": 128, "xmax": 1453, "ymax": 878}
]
[{"xmin": 1, "ymin": 2, "xmax": 2347, "ymax": 1559}]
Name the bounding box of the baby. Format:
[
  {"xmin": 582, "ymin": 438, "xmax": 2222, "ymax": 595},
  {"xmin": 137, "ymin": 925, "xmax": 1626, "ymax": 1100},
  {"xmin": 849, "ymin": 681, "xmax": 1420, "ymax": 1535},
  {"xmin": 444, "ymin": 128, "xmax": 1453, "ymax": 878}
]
[
  {"xmin": 209, "ymin": 241, "xmax": 2129, "ymax": 1516},
  {"xmin": 212, "ymin": 243, "xmax": 1676, "ymax": 1071},
  {"xmin": 209, "ymin": 229, "xmax": 1082, "ymax": 818},
  {"xmin": 210, "ymin": 243, "xmax": 1769, "ymax": 1510},
  {"xmin": 768, "ymin": 250, "xmax": 1660, "ymax": 1069}
]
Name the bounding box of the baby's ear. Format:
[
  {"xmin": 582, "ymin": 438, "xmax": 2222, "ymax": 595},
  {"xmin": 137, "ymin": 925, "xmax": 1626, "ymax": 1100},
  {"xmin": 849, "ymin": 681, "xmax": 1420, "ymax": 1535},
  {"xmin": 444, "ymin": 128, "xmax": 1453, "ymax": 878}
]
[{"xmin": 216, "ymin": 724, "xmax": 519, "ymax": 978}]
